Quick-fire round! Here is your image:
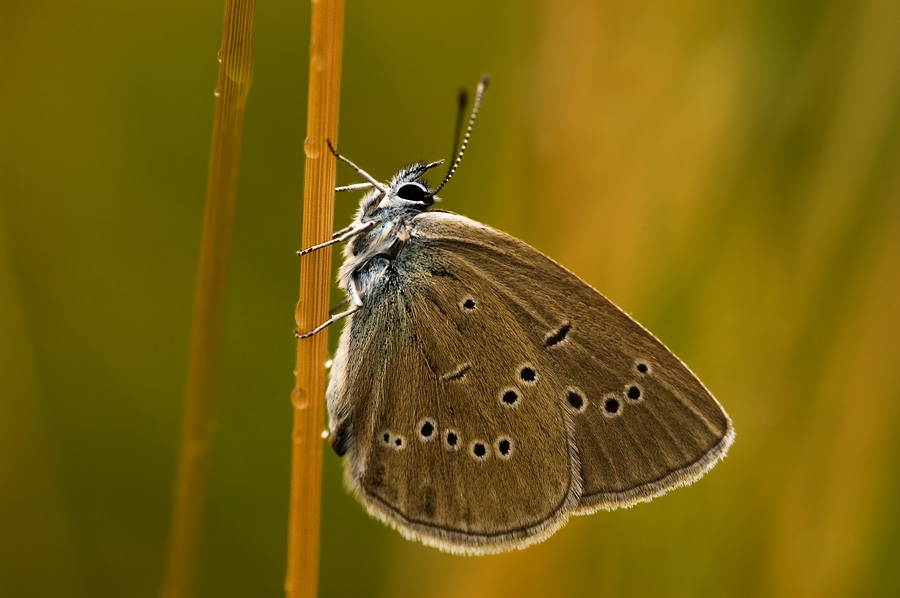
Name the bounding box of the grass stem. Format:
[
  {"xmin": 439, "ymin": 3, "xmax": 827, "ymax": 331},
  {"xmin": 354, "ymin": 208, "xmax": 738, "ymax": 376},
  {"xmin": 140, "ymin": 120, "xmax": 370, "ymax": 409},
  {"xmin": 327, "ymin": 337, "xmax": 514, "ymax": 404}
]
[
  {"xmin": 285, "ymin": 1, "xmax": 344, "ymax": 597},
  {"xmin": 161, "ymin": 2, "xmax": 255, "ymax": 597}
]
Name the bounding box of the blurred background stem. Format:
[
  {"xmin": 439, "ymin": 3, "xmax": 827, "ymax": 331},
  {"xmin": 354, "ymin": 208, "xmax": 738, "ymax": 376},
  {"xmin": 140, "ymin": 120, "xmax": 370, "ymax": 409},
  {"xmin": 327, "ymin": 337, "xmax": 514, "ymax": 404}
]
[
  {"xmin": 161, "ymin": 2, "xmax": 255, "ymax": 597},
  {"xmin": 286, "ymin": 0, "xmax": 344, "ymax": 596}
]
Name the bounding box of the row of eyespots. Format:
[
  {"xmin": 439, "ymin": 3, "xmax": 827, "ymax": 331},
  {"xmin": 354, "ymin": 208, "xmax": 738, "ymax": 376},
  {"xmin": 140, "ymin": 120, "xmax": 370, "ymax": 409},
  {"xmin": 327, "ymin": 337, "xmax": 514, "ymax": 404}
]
[
  {"xmin": 469, "ymin": 436, "xmax": 514, "ymax": 461},
  {"xmin": 497, "ymin": 365, "xmax": 540, "ymax": 409},
  {"xmin": 381, "ymin": 431, "xmax": 406, "ymax": 450},
  {"xmin": 564, "ymin": 370, "xmax": 649, "ymax": 418},
  {"xmin": 564, "ymin": 386, "xmax": 621, "ymax": 417},
  {"xmin": 380, "ymin": 422, "xmax": 514, "ymax": 461},
  {"xmin": 445, "ymin": 426, "xmax": 514, "ymax": 461}
]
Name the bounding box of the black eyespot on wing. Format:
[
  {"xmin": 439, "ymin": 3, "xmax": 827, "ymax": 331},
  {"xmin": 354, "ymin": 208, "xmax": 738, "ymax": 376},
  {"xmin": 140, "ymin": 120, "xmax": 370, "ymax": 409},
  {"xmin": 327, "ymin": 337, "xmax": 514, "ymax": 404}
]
[
  {"xmin": 496, "ymin": 437, "xmax": 512, "ymax": 459},
  {"xmin": 627, "ymin": 385, "xmax": 642, "ymax": 401},
  {"xmin": 501, "ymin": 388, "xmax": 519, "ymax": 407},
  {"xmin": 545, "ymin": 322, "xmax": 571, "ymax": 347},
  {"xmin": 519, "ymin": 366, "xmax": 537, "ymax": 383},
  {"xmin": 604, "ymin": 397, "xmax": 620, "ymax": 415},
  {"xmin": 419, "ymin": 419, "xmax": 435, "ymax": 440},
  {"xmin": 395, "ymin": 437, "xmax": 403, "ymax": 447},
  {"xmin": 636, "ymin": 362, "xmax": 649, "ymax": 374},
  {"xmin": 462, "ymin": 298, "xmax": 476, "ymax": 310},
  {"xmin": 471, "ymin": 441, "xmax": 488, "ymax": 460},
  {"xmin": 396, "ymin": 182, "xmax": 433, "ymax": 204},
  {"xmin": 444, "ymin": 429, "xmax": 459, "ymax": 450},
  {"xmin": 566, "ymin": 388, "xmax": 586, "ymax": 412}
]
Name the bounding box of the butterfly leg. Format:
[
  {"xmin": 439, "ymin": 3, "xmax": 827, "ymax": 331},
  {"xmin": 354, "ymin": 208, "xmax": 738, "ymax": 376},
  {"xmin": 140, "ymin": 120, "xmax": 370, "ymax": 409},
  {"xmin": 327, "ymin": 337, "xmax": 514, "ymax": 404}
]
[
  {"xmin": 331, "ymin": 223, "xmax": 356, "ymax": 239},
  {"xmin": 329, "ymin": 298, "xmax": 350, "ymax": 314},
  {"xmin": 297, "ymin": 221, "xmax": 374, "ymax": 257},
  {"xmin": 294, "ymin": 279, "xmax": 363, "ymax": 339},
  {"xmin": 335, "ymin": 182, "xmax": 373, "ymax": 193},
  {"xmin": 294, "ymin": 304, "xmax": 361, "ymax": 339}
]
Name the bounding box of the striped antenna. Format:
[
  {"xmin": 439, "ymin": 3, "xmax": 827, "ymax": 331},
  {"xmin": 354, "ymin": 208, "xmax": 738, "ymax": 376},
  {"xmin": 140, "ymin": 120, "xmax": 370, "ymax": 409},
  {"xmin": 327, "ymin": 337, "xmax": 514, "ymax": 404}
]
[{"xmin": 434, "ymin": 74, "xmax": 490, "ymax": 194}]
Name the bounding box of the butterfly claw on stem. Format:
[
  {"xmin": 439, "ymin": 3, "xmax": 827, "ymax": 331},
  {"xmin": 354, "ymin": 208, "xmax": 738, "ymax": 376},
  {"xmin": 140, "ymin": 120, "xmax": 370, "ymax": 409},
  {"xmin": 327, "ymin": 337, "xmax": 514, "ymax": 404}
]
[{"xmin": 294, "ymin": 304, "xmax": 361, "ymax": 339}]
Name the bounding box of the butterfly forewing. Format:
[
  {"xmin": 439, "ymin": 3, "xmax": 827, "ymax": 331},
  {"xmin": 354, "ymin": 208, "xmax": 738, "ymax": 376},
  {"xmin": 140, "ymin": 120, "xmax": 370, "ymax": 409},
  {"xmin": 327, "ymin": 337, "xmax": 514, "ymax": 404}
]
[
  {"xmin": 408, "ymin": 211, "xmax": 734, "ymax": 511},
  {"xmin": 327, "ymin": 207, "xmax": 732, "ymax": 554}
]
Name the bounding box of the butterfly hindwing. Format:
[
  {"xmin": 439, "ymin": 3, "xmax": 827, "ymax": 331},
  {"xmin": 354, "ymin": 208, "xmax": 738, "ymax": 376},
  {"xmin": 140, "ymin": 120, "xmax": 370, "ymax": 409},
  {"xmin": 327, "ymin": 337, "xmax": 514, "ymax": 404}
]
[{"xmin": 328, "ymin": 249, "xmax": 579, "ymax": 554}]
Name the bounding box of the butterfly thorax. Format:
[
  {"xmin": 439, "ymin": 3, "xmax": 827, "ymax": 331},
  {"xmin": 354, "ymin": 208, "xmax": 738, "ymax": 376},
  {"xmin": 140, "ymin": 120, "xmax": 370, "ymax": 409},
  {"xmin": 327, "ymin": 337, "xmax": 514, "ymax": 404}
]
[{"xmin": 337, "ymin": 164, "xmax": 439, "ymax": 301}]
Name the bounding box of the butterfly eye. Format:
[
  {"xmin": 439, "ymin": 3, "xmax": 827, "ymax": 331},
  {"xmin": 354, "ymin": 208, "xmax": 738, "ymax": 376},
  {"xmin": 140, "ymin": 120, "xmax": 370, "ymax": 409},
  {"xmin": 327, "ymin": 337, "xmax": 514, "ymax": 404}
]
[{"xmin": 396, "ymin": 182, "xmax": 433, "ymax": 204}]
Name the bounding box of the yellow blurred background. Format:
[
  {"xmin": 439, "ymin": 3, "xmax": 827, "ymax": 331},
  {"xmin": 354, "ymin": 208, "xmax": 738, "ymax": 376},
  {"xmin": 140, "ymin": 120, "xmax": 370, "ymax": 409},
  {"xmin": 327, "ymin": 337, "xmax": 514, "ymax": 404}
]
[{"xmin": 3, "ymin": 0, "xmax": 900, "ymax": 596}]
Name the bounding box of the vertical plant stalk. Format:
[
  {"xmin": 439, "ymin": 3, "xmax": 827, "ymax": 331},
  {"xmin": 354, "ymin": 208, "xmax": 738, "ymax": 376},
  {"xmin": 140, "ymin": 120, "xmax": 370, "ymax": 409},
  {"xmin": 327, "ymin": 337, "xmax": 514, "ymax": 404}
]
[
  {"xmin": 286, "ymin": 0, "xmax": 344, "ymax": 597},
  {"xmin": 161, "ymin": 2, "xmax": 255, "ymax": 597}
]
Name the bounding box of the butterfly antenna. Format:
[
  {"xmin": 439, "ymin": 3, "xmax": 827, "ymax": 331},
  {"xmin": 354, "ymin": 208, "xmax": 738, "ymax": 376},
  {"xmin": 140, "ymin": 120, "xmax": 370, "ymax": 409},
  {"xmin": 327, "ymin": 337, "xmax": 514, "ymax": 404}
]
[
  {"xmin": 447, "ymin": 87, "xmax": 468, "ymax": 174},
  {"xmin": 434, "ymin": 74, "xmax": 489, "ymax": 194}
]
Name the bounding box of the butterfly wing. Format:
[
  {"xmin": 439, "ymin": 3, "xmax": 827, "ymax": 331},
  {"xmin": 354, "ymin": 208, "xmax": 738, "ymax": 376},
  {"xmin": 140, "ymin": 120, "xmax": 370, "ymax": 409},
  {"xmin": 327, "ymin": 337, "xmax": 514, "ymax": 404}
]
[
  {"xmin": 407, "ymin": 211, "xmax": 734, "ymax": 514},
  {"xmin": 327, "ymin": 210, "xmax": 733, "ymax": 554},
  {"xmin": 327, "ymin": 255, "xmax": 580, "ymax": 554}
]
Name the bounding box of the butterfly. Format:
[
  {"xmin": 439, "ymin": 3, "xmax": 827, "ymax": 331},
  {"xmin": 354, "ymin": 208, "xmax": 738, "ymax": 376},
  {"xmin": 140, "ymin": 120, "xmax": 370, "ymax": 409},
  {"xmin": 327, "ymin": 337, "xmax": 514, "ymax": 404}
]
[{"xmin": 297, "ymin": 76, "xmax": 733, "ymax": 554}]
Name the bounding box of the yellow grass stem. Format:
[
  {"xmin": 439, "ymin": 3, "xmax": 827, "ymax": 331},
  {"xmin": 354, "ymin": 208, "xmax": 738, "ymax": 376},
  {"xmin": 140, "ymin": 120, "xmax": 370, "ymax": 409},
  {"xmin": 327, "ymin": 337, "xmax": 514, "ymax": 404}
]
[
  {"xmin": 286, "ymin": 0, "xmax": 345, "ymax": 596},
  {"xmin": 161, "ymin": 2, "xmax": 255, "ymax": 597}
]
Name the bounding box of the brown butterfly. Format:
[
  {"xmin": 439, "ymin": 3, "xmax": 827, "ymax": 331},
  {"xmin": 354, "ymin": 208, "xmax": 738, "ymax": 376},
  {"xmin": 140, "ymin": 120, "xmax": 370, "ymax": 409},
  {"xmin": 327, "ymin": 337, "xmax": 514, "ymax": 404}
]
[{"xmin": 298, "ymin": 76, "xmax": 733, "ymax": 554}]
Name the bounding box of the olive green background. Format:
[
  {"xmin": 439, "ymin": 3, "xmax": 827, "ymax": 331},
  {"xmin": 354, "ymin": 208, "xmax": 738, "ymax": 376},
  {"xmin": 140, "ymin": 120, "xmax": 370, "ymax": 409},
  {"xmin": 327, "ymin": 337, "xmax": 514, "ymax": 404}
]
[{"xmin": 2, "ymin": 0, "xmax": 900, "ymax": 596}]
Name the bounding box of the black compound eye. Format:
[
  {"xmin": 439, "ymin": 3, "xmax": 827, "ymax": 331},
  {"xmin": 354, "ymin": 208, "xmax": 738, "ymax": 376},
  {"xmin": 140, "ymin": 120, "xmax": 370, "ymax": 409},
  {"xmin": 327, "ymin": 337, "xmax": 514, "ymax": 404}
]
[{"xmin": 396, "ymin": 183, "xmax": 432, "ymax": 203}]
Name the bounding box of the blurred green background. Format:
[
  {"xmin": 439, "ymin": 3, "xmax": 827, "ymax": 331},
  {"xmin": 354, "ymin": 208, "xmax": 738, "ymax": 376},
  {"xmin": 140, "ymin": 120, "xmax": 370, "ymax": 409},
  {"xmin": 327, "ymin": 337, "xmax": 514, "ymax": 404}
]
[{"xmin": 3, "ymin": 0, "xmax": 900, "ymax": 596}]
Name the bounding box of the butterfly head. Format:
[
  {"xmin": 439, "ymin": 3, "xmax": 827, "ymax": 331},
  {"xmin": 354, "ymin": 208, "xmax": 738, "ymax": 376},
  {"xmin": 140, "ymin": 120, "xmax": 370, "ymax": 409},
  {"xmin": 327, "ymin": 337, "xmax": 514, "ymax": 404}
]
[{"xmin": 360, "ymin": 160, "xmax": 444, "ymax": 217}]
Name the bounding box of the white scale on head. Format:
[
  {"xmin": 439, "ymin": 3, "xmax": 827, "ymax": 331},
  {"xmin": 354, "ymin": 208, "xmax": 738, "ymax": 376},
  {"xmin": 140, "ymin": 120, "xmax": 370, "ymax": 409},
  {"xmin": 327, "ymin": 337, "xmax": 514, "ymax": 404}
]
[{"xmin": 296, "ymin": 75, "xmax": 734, "ymax": 555}]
